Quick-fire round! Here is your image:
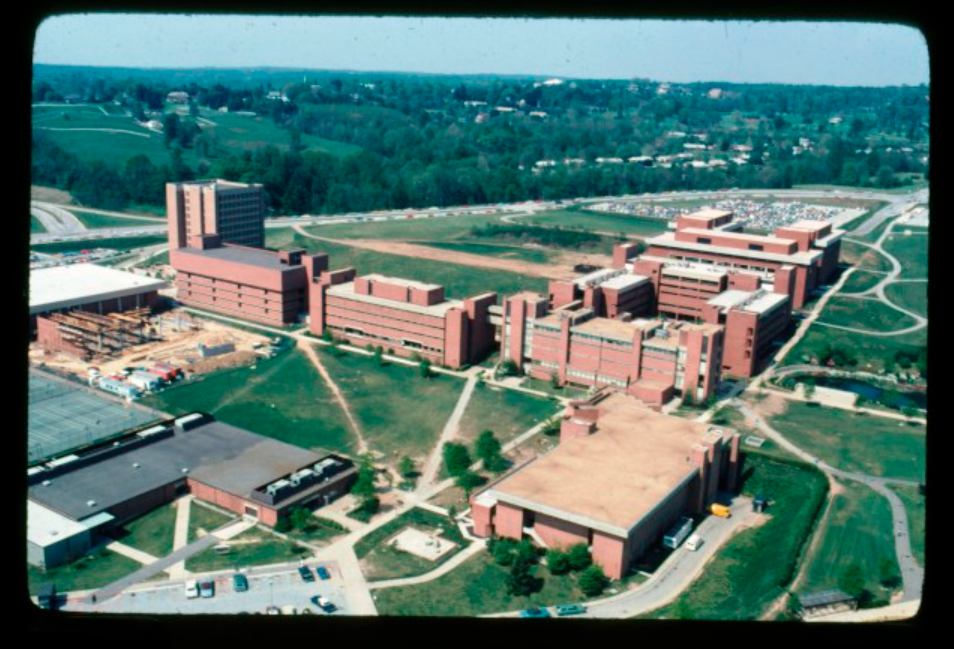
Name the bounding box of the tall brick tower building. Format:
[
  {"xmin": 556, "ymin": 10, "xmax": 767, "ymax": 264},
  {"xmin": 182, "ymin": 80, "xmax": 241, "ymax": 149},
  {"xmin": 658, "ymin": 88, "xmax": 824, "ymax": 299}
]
[{"xmin": 167, "ymin": 180, "xmax": 265, "ymax": 250}]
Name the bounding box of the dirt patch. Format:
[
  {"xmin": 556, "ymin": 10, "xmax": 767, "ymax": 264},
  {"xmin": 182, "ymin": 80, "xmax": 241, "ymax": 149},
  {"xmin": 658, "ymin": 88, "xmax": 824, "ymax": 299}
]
[
  {"xmin": 29, "ymin": 308, "xmax": 272, "ymax": 379},
  {"xmin": 748, "ymin": 392, "xmax": 789, "ymax": 418},
  {"xmin": 31, "ymin": 185, "xmax": 73, "ymax": 203}
]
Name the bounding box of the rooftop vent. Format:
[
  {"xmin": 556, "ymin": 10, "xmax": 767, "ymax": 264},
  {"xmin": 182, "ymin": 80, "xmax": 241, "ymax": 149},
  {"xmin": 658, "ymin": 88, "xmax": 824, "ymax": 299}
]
[
  {"xmin": 133, "ymin": 463, "xmax": 141, "ymax": 469},
  {"xmin": 42, "ymin": 480, "xmax": 52, "ymax": 487},
  {"xmin": 87, "ymin": 500, "xmax": 97, "ymax": 507},
  {"xmin": 181, "ymin": 468, "xmax": 189, "ymax": 474}
]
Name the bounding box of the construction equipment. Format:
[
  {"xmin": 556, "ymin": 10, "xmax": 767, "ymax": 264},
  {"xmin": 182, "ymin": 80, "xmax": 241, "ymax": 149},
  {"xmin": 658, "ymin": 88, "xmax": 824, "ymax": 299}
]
[
  {"xmin": 709, "ymin": 503, "xmax": 732, "ymax": 518},
  {"xmin": 44, "ymin": 308, "xmax": 158, "ymax": 359}
]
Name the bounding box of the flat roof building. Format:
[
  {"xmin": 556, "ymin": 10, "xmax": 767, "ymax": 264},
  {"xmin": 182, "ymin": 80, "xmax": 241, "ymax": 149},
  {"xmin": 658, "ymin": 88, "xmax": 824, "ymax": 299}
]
[
  {"xmin": 30, "ymin": 263, "xmax": 165, "ymax": 320},
  {"xmin": 27, "ymin": 413, "xmax": 357, "ymax": 569},
  {"xmin": 309, "ymin": 269, "xmax": 497, "ymax": 369},
  {"xmin": 470, "ymin": 391, "xmax": 741, "ymax": 579}
]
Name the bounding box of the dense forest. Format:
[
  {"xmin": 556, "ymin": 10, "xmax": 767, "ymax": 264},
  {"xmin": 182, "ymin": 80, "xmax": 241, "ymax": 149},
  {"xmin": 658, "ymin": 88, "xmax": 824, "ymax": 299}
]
[{"xmin": 31, "ymin": 66, "xmax": 930, "ymax": 213}]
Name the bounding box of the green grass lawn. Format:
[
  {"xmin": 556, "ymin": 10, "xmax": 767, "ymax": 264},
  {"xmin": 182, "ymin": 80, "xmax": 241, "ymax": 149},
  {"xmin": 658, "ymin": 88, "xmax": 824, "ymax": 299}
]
[
  {"xmin": 882, "ymin": 233, "xmax": 929, "ymax": 280},
  {"xmin": 648, "ymin": 453, "xmax": 828, "ymax": 620},
  {"xmin": 27, "ymin": 550, "xmax": 145, "ymax": 596},
  {"xmin": 797, "ymin": 480, "xmax": 901, "ymax": 602},
  {"xmin": 185, "ymin": 525, "xmax": 309, "ymax": 573},
  {"xmin": 816, "ymin": 295, "xmax": 919, "ymax": 333},
  {"xmin": 266, "ymin": 230, "xmax": 548, "ymax": 299},
  {"xmin": 524, "ymin": 208, "xmax": 672, "ymax": 238},
  {"xmin": 187, "ymin": 502, "xmax": 238, "ymax": 543},
  {"xmin": 112, "ymin": 501, "xmax": 178, "ymax": 558},
  {"xmin": 457, "ymin": 384, "xmax": 560, "ymax": 447},
  {"xmin": 839, "ymin": 270, "xmax": 885, "ymax": 294},
  {"xmin": 70, "ymin": 209, "xmax": 165, "ymax": 229},
  {"xmin": 281, "ymin": 516, "xmax": 348, "ymax": 547},
  {"xmin": 780, "ymin": 322, "xmax": 926, "ymax": 374},
  {"xmin": 372, "ymin": 550, "xmax": 592, "ymax": 617},
  {"xmin": 769, "ymin": 402, "xmax": 926, "ymax": 481},
  {"xmin": 522, "ymin": 376, "xmax": 590, "ymax": 400},
  {"xmin": 840, "ymin": 240, "xmax": 894, "ymax": 273},
  {"xmin": 140, "ymin": 346, "xmax": 357, "ymax": 455},
  {"xmin": 314, "ymin": 345, "xmax": 464, "ymax": 462},
  {"xmin": 302, "ymin": 213, "xmax": 506, "ymax": 241},
  {"xmin": 355, "ymin": 508, "xmax": 467, "ymax": 582},
  {"xmin": 888, "ymin": 484, "xmax": 925, "ymax": 567},
  {"xmin": 31, "ymin": 216, "xmax": 47, "ymax": 233},
  {"xmin": 884, "ymin": 282, "xmax": 928, "ymax": 318},
  {"xmin": 31, "ymin": 235, "xmax": 167, "ymax": 254}
]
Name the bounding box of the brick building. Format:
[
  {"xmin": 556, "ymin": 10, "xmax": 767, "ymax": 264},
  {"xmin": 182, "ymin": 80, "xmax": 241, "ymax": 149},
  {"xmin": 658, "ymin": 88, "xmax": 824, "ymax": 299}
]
[
  {"xmin": 27, "ymin": 413, "xmax": 356, "ymax": 569},
  {"xmin": 501, "ymin": 292, "xmax": 723, "ymax": 405},
  {"xmin": 167, "ymin": 180, "xmax": 266, "ymax": 250},
  {"xmin": 307, "ymin": 268, "xmax": 497, "ymax": 369},
  {"xmin": 470, "ymin": 391, "xmax": 741, "ymax": 579}
]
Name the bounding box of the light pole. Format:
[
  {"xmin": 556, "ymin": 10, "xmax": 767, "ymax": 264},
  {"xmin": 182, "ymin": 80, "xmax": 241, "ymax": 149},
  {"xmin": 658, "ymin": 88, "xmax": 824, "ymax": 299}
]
[{"xmin": 268, "ymin": 578, "xmax": 274, "ymax": 608}]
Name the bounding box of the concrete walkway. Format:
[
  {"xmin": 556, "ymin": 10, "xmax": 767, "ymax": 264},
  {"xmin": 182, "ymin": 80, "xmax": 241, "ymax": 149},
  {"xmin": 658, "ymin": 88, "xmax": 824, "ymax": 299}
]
[
  {"xmin": 104, "ymin": 541, "xmax": 161, "ymax": 566},
  {"xmin": 166, "ymin": 496, "xmax": 194, "ymax": 580},
  {"xmin": 213, "ymin": 518, "xmax": 259, "ymax": 541},
  {"xmin": 368, "ymin": 540, "xmax": 487, "ymax": 590},
  {"xmin": 415, "ymin": 374, "xmax": 479, "ymax": 495}
]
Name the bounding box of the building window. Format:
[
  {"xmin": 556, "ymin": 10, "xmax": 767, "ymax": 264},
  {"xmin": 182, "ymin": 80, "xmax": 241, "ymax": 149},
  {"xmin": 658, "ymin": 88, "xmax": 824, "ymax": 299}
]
[
  {"xmin": 748, "ymin": 244, "xmax": 764, "ymax": 251},
  {"xmin": 697, "ymin": 238, "xmax": 712, "ymax": 244}
]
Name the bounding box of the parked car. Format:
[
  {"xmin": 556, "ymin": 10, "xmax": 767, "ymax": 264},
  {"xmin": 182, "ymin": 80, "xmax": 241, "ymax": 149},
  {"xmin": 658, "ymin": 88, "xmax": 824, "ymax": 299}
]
[
  {"xmin": 198, "ymin": 579, "xmax": 215, "ymax": 598},
  {"xmin": 313, "ymin": 595, "xmax": 337, "ymax": 613},
  {"xmin": 233, "ymin": 573, "xmax": 249, "ymax": 592},
  {"xmin": 265, "ymin": 606, "xmax": 281, "ymax": 615},
  {"xmin": 298, "ymin": 565, "xmax": 314, "ymax": 582},
  {"xmin": 555, "ymin": 604, "xmax": 587, "ymax": 617},
  {"xmin": 316, "ymin": 566, "xmax": 331, "ymax": 580},
  {"xmin": 184, "ymin": 580, "xmax": 199, "ymax": 599},
  {"xmin": 519, "ymin": 607, "xmax": 551, "ymax": 618}
]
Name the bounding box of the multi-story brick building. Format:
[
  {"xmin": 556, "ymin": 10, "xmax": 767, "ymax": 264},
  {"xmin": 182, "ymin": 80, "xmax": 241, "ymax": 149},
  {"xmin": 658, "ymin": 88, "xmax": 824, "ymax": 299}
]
[
  {"xmin": 470, "ymin": 391, "xmax": 741, "ymax": 579},
  {"xmin": 170, "ymin": 233, "xmax": 328, "ymax": 326},
  {"xmin": 167, "ymin": 179, "xmax": 266, "ymax": 249},
  {"xmin": 307, "ymin": 268, "xmax": 497, "ymax": 369},
  {"xmin": 501, "ymin": 292, "xmax": 723, "ymax": 405},
  {"xmin": 547, "ymin": 267, "xmax": 655, "ymax": 319}
]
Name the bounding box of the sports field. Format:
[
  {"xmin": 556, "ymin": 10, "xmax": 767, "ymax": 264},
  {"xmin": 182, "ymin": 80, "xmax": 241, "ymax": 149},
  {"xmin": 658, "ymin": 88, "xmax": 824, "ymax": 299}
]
[{"xmin": 797, "ymin": 480, "xmax": 901, "ymax": 601}]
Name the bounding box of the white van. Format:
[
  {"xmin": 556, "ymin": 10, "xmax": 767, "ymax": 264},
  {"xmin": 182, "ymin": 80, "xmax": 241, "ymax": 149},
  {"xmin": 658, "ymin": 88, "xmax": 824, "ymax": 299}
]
[
  {"xmin": 184, "ymin": 579, "xmax": 199, "ymax": 599},
  {"xmin": 684, "ymin": 534, "xmax": 704, "ymax": 551}
]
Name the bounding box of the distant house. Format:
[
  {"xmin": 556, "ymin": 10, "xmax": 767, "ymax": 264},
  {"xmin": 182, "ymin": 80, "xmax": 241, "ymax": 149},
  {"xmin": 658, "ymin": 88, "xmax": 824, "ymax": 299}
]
[
  {"xmin": 534, "ymin": 159, "xmax": 557, "ymax": 168},
  {"xmin": 628, "ymin": 156, "xmax": 654, "ymax": 166},
  {"xmin": 595, "ymin": 157, "xmax": 624, "ymax": 165},
  {"xmin": 563, "ymin": 158, "xmax": 585, "ymax": 166},
  {"xmin": 542, "ymin": 78, "xmax": 564, "ymax": 86},
  {"xmin": 683, "ymin": 143, "xmax": 707, "ymax": 151},
  {"xmin": 707, "ymin": 88, "xmax": 723, "ymax": 99},
  {"xmin": 829, "ymin": 117, "xmax": 843, "ymax": 125},
  {"xmin": 166, "ymin": 91, "xmax": 189, "ymax": 104},
  {"xmin": 475, "ymin": 112, "xmax": 490, "ymax": 124},
  {"xmin": 494, "ymin": 106, "xmax": 516, "ymax": 113},
  {"xmin": 529, "ymin": 111, "xmax": 548, "ymax": 118}
]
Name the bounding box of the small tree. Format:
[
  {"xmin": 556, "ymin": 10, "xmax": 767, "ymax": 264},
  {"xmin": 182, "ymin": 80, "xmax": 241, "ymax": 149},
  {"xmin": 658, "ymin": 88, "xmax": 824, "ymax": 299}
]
[
  {"xmin": 321, "ymin": 328, "xmax": 334, "ymax": 343},
  {"xmin": 878, "ymin": 557, "xmax": 901, "ymax": 589},
  {"xmin": 443, "ymin": 442, "xmax": 472, "ymax": 478},
  {"xmin": 541, "ymin": 416, "xmax": 562, "ymax": 437},
  {"xmin": 475, "ymin": 430, "xmax": 506, "ymax": 472},
  {"xmin": 802, "ymin": 382, "xmax": 816, "ymax": 400},
  {"xmin": 492, "ymin": 538, "xmax": 518, "ymax": 566},
  {"xmin": 274, "ymin": 516, "xmax": 292, "ymax": 533},
  {"xmin": 454, "ymin": 470, "xmax": 485, "ymax": 495},
  {"xmin": 838, "ymin": 562, "xmax": 866, "ymax": 600},
  {"xmin": 290, "ymin": 507, "xmax": 312, "ymax": 531},
  {"xmin": 398, "ymin": 455, "xmax": 416, "ymax": 479},
  {"xmin": 506, "ymin": 559, "xmax": 540, "ymax": 597},
  {"xmin": 578, "ymin": 564, "xmax": 609, "ymax": 597},
  {"xmin": 546, "ymin": 548, "xmax": 571, "ymax": 575},
  {"xmin": 373, "ymin": 346, "xmax": 385, "ymax": 366},
  {"xmin": 567, "ymin": 544, "xmax": 592, "ymax": 572},
  {"xmin": 549, "ymin": 372, "xmax": 561, "ymax": 390},
  {"xmin": 420, "ymin": 358, "xmax": 433, "ymax": 379},
  {"xmin": 501, "ymin": 359, "xmax": 520, "ymax": 377}
]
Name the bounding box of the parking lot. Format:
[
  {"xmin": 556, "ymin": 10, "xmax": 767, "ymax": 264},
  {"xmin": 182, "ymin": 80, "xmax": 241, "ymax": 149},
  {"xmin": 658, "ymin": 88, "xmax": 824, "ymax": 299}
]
[{"xmin": 59, "ymin": 561, "xmax": 351, "ymax": 616}]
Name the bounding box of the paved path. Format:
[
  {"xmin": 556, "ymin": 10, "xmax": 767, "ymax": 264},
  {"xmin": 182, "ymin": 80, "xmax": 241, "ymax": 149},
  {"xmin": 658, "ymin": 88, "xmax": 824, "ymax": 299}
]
[
  {"xmin": 166, "ymin": 496, "xmax": 194, "ymax": 580},
  {"xmin": 415, "ymin": 374, "xmax": 479, "ymax": 495},
  {"xmin": 808, "ymin": 599, "xmax": 921, "ymax": 622},
  {"xmin": 368, "ymin": 540, "xmax": 487, "ymax": 590},
  {"xmin": 35, "ymin": 126, "xmax": 152, "ymax": 137},
  {"xmin": 105, "ymin": 541, "xmax": 161, "ymax": 566},
  {"xmin": 31, "ymin": 201, "xmax": 87, "ymax": 234}
]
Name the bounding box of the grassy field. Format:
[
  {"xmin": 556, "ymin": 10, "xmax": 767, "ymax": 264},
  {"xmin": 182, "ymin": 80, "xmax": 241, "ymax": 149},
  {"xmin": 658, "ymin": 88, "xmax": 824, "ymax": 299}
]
[
  {"xmin": 112, "ymin": 501, "xmax": 178, "ymax": 559},
  {"xmin": 354, "ymin": 508, "xmax": 467, "ymax": 582},
  {"xmin": 281, "ymin": 516, "xmax": 348, "ymax": 548},
  {"xmin": 140, "ymin": 346, "xmax": 357, "ymax": 455},
  {"xmin": 266, "ymin": 229, "xmax": 549, "ymax": 299},
  {"xmin": 70, "ymin": 209, "xmax": 165, "ymax": 229},
  {"xmin": 313, "ymin": 345, "xmax": 464, "ymax": 461},
  {"xmin": 815, "ymin": 295, "xmax": 919, "ymax": 332},
  {"xmin": 648, "ymin": 454, "xmax": 828, "ymax": 620},
  {"xmin": 841, "ymin": 240, "xmax": 894, "ymax": 273},
  {"xmin": 31, "ymin": 216, "xmax": 47, "ymax": 233},
  {"xmin": 523, "ymin": 208, "xmax": 672, "ymax": 238},
  {"xmin": 882, "ymin": 233, "xmax": 929, "ymax": 280},
  {"xmin": 187, "ymin": 502, "xmax": 238, "ymax": 543},
  {"xmin": 884, "ymin": 282, "xmax": 928, "ymax": 318},
  {"xmin": 839, "ymin": 270, "xmax": 885, "ymax": 294},
  {"xmin": 371, "ymin": 550, "xmax": 591, "ymax": 617},
  {"xmin": 780, "ymin": 322, "xmax": 926, "ymax": 374},
  {"xmin": 797, "ymin": 480, "xmax": 901, "ymax": 602},
  {"xmin": 456, "ymin": 384, "xmax": 560, "ymax": 447},
  {"xmin": 185, "ymin": 525, "xmax": 308, "ymax": 573},
  {"xmin": 888, "ymin": 484, "xmax": 925, "ymax": 567},
  {"xmin": 27, "ymin": 550, "xmax": 145, "ymax": 596},
  {"xmin": 203, "ymin": 111, "xmax": 363, "ymax": 158},
  {"xmin": 769, "ymin": 402, "xmax": 926, "ymax": 481},
  {"xmin": 30, "ymin": 235, "xmax": 167, "ymax": 254},
  {"xmin": 302, "ymin": 213, "xmax": 506, "ymax": 241}
]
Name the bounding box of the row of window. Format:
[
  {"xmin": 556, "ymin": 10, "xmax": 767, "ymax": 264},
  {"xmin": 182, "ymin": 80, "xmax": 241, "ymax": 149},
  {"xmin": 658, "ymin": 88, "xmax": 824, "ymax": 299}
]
[{"xmin": 327, "ymin": 324, "xmax": 443, "ymax": 355}]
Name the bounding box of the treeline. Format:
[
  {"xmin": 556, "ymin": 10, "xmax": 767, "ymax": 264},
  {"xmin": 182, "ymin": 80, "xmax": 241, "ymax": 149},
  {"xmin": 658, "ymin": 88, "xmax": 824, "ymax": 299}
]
[
  {"xmin": 469, "ymin": 223, "xmax": 602, "ymax": 249},
  {"xmin": 31, "ymin": 69, "xmax": 929, "ymax": 213},
  {"xmin": 32, "ymin": 131, "xmax": 193, "ymax": 210}
]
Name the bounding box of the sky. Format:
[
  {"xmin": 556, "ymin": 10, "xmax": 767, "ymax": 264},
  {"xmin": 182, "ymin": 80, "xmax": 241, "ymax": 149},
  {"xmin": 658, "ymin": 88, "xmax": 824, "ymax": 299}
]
[{"xmin": 33, "ymin": 14, "xmax": 930, "ymax": 87}]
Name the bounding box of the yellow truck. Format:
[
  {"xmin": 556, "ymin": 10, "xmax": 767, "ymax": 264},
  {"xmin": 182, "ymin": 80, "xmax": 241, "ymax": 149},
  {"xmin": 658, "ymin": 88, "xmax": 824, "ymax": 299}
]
[{"xmin": 709, "ymin": 503, "xmax": 732, "ymax": 518}]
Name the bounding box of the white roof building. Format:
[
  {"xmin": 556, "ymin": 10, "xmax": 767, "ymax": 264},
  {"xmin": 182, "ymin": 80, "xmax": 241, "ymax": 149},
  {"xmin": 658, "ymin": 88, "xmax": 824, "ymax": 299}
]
[{"xmin": 30, "ymin": 264, "xmax": 166, "ymax": 315}]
